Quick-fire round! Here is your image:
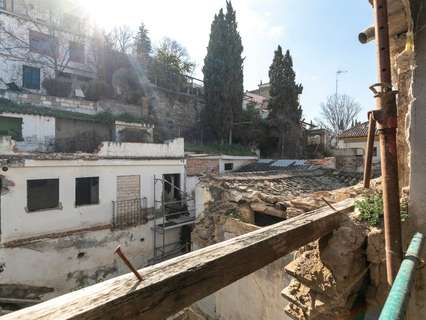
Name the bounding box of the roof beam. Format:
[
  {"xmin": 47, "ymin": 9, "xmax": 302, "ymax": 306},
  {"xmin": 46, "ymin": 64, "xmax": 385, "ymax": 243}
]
[{"xmin": 2, "ymin": 198, "xmax": 354, "ymax": 320}]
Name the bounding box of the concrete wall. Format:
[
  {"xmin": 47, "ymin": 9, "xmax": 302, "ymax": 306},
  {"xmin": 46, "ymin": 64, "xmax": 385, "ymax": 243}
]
[
  {"xmin": 337, "ymin": 138, "xmax": 381, "ymax": 164},
  {"xmin": 219, "ymin": 157, "xmax": 257, "ymax": 175},
  {"xmin": 407, "ymin": 10, "xmax": 426, "ymax": 318},
  {"xmin": 97, "ymin": 138, "xmax": 184, "ymax": 159},
  {"xmin": 1, "ymin": 112, "xmax": 55, "ymax": 152},
  {"xmin": 0, "ymin": 221, "xmax": 179, "ymax": 301},
  {"xmin": 55, "ymin": 118, "xmax": 111, "ymax": 153},
  {"xmin": 194, "ymin": 219, "xmax": 292, "ymax": 320},
  {"xmin": 0, "ymin": 158, "xmax": 185, "ymax": 242}
]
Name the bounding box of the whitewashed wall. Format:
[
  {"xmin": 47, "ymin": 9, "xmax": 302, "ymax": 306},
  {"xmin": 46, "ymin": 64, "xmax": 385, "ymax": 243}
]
[
  {"xmin": 97, "ymin": 138, "xmax": 184, "ymax": 159},
  {"xmin": 0, "ymin": 217, "xmax": 179, "ymax": 300},
  {"xmin": 1, "ymin": 112, "xmax": 55, "ymax": 152},
  {"xmin": 219, "ymin": 156, "xmax": 257, "ymax": 174},
  {"xmin": 0, "ymin": 158, "xmax": 185, "ymax": 242},
  {"xmin": 337, "ymin": 139, "xmax": 381, "ymax": 163}
]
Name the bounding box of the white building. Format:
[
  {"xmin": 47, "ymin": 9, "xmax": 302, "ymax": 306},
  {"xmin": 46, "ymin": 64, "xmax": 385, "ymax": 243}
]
[
  {"xmin": 0, "ymin": 138, "xmax": 196, "ymax": 305},
  {"xmin": 0, "ymin": 0, "xmax": 96, "ymax": 95},
  {"xmin": 337, "ymin": 121, "xmax": 381, "ymax": 165}
]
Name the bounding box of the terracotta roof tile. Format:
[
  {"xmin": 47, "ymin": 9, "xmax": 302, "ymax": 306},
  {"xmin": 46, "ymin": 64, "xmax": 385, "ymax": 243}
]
[{"xmin": 338, "ymin": 122, "xmax": 376, "ymax": 138}]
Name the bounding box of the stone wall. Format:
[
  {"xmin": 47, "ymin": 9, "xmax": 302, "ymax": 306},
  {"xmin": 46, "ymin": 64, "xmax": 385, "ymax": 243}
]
[
  {"xmin": 55, "ymin": 118, "xmax": 111, "ymax": 153},
  {"xmin": 152, "ymin": 88, "xmax": 204, "ymax": 142}
]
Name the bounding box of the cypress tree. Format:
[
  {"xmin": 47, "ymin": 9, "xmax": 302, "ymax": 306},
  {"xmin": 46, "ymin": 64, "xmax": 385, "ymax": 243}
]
[
  {"xmin": 203, "ymin": 1, "xmax": 244, "ymax": 144},
  {"xmin": 267, "ymin": 46, "xmax": 303, "ymax": 158},
  {"xmin": 134, "ymin": 22, "xmax": 152, "ymax": 64},
  {"xmin": 202, "ymin": 9, "xmax": 227, "ymax": 142},
  {"xmin": 223, "ymin": 0, "xmax": 244, "ymax": 144}
]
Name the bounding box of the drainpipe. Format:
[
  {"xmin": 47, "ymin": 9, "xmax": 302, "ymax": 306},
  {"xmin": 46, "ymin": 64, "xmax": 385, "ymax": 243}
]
[
  {"xmin": 372, "ymin": 0, "xmax": 403, "ymax": 285},
  {"xmin": 379, "ymin": 233, "xmax": 424, "ymax": 320}
]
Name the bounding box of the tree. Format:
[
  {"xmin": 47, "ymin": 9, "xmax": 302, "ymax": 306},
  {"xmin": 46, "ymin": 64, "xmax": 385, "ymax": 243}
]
[
  {"xmin": 267, "ymin": 46, "xmax": 303, "ymax": 158},
  {"xmin": 108, "ymin": 25, "xmax": 134, "ymax": 54},
  {"xmin": 150, "ymin": 38, "xmax": 195, "ymax": 90},
  {"xmin": 202, "ymin": 1, "xmax": 244, "ymax": 144},
  {"xmin": 134, "ymin": 22, "xmax": 152, "ymax": 64},
  {"xmin": 202, "ymin": 9, "xmax": 227, "ymax": 142},
  {"xmin": 318, "ymin": 94, "xmax": 361, "ymax": 135}
]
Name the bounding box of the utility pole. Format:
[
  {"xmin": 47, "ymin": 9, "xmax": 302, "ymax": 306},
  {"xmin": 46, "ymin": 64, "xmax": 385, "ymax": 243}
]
[{"xmin": 335, "ymin": 70, "xmax": 348, "ymax": 96}]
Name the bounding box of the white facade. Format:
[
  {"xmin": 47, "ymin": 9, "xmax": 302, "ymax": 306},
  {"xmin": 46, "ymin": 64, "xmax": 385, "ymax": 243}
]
[
  {"xmin": 337, "ymin": 138, "xmax": 381, "ymax": 164},
  {"xmin": 0, "ymin": 157, "xmax": 185, "ymax": 242},
  {"xmin": 0, "ymin": 1, "xmax": 96, "ymax": 93},
  {"xmin": 1, "ymin": 112, "xmax": 55, "ymax": 152},
  {"xmin": 0, "ymin": 155, "xmax": 185, "ymax": 301}
]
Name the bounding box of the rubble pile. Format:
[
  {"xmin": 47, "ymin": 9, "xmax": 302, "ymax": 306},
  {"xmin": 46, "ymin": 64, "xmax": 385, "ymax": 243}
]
[
  {"xmin": 192, "ymin": 169, "xmax": 364, "ymax": 247},
  {"xmin": 282, "ymin": 214, "xmax": 369, "ymax": 319}
]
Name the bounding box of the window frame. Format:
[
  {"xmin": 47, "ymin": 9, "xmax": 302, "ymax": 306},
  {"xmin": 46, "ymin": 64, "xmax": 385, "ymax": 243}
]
[
  {"xmin": 75, "ymin": 177, "xmax": 100, "ymax": 207},
  {"xmin": 22, "ymin": 65, "xmax": 40, "ymax": 90},
  {"xmin": 224, "ymin": 163, "xmax": 234, "ymax": 171},
  {"xmin": 69, "ymin": 41, "xmax": 85, "ymax": 63},
  {"xmin": 29, "ymin": 30, "xmax": 58, "ymax": 57},
  {"xmin": 26, "ymin": 178, "xmax": 60, "ymax": 212}
]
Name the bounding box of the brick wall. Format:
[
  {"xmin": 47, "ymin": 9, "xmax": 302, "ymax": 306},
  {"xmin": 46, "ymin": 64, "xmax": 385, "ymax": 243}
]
[{"xmin": 187, "ymin": 158, "xmax": 219, "ymax": 176}]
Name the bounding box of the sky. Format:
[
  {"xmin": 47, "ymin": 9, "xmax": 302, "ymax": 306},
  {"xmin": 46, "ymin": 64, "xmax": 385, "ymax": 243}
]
[{"xmin": 78, "ymin": 0, "xmax": 377, "ymax": 123}]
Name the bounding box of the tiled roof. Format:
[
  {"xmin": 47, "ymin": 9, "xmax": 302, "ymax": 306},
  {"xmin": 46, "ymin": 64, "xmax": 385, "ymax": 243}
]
[{"xmin": 338, "ymin": 122, "xmax": 375, "ymax": 138}]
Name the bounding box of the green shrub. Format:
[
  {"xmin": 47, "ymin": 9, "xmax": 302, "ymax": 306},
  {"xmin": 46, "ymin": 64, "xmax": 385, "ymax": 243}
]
[
  {"xmin": 355, "ymin": 192, "xmax": 384, "ymax": 226},
  {"xmin": 83, "ymin": 80, "xmax": 113, "ymax": 101},
  {"xmin": 42, "ymin": 78, "xmax": 72, "ymax": 97}
]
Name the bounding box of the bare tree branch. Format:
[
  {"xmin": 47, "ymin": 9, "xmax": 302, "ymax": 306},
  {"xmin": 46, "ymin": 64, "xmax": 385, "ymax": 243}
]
[{"xmin": 318, "ymin": 94, "xmax": 362, "ymax": 135}]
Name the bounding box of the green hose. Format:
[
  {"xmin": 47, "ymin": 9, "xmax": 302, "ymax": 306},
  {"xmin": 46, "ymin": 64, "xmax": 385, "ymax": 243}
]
[{"xmin": 379, "ymin": 232, "xmax": 424, "ymax": 320}]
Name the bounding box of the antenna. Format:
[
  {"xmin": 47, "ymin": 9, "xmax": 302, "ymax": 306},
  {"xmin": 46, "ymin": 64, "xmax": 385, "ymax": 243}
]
[{"xmin": 335, "ymin": 70, "xmax": 348, "ymax": 96}]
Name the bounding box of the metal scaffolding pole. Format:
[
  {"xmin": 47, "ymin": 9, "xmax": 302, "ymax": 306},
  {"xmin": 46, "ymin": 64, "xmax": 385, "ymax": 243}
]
[{"xmin": 372, "ymin": 0, "xmax": 403, "ymax": 285}]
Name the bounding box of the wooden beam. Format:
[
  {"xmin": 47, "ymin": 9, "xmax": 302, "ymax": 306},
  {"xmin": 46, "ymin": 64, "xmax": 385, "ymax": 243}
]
[{"xmin": 2, "ymin": 199, "xmax": 354, "ymax": 320}]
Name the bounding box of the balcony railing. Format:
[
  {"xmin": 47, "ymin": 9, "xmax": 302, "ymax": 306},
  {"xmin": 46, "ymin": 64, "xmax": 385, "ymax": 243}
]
[{"xmin": 112, "ymin": 197, "xmax": 148, "ymax": 229}]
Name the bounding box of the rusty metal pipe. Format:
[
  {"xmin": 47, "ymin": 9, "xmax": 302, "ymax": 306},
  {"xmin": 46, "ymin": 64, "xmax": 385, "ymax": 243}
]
[
  {"xmin": 373, "ymin": 0, "xmax": 403, "ymax": 286},
  {"xmin": 363, "ymin": 112, "xmax": 377, "ymax": 188},
  {"xmin": 115, "ymin": 246, "xmax": 143, "ymax": 281}
]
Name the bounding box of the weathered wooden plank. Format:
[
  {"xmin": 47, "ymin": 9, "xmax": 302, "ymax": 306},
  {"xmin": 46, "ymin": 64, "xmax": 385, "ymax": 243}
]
[{"xmin": 2, "ymin": 198, "xmax": 354, "ymax": 320}]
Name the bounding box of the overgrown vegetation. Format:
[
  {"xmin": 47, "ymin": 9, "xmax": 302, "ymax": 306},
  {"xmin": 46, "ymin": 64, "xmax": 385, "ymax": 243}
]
[
  {"xmin": 185, "ymin": 143, "xmax": 255, "ymax": 156},
  {"xmin": 355, "ymin": 192, "xmax": 409, "ymax": 226},
  {"xmin": 0, "ymin": 98, "xmax": 145, "ymax": 125},
  {"xmin": 355, "ymin": 192, "xmax": 384, "ymax": 226}
]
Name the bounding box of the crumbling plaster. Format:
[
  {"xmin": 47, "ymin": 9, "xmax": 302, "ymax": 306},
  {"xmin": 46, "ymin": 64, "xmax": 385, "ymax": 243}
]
[{"xmin": 0, "ymin": 158, "xmax": 185, "ymax": 241}]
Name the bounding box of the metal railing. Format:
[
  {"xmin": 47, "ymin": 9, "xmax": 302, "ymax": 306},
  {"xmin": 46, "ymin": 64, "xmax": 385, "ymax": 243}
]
[{"xmin": 112, "ymin": 197, "xmax": 148, "ymax": 229}]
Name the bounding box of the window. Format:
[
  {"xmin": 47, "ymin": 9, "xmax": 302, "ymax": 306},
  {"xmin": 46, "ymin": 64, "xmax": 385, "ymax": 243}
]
[
  {"xmin": 0, "ymin": 0, "xmax": 5, "ymax": 9},
  {"xmin": 22, "ymin": 65, "xmax": 40, "ymax": 89},
  {"xmin": 69, "ymin": 41, "xmax": 85, "ymax": 63},
  {"xmin": 27, "ymin": 179, "xmax": 59, "ymax": 212},
  {"xmin": 224, "ymin": 163, "xmax": 234, "ymax": 171},
  {"xmin": 75, "ymin": 177, "xmax": 99, "ymax": 206},
  {"xmin": 0, "ymin": 116, "xmax": 23, "ymax": 140},
  {"xmin": 373, "ymin": 147, "xmax": 378, "ymax": 157},
  {"xmin": 29, "ymin": 30, "xmax": 57, "ymax": 56}
]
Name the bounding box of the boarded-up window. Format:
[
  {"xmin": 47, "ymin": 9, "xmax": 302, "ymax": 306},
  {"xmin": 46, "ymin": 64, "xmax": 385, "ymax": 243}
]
[
  {"xmin": 0, "ymin": 116, "xmax": 23, "ymax": 140},
  {"xmin": 27, "ymin": 179, "xmax": 59, "ymax": 212},
  {"xmin": 117, "ymin": 175, "xmax": 140, "ymax": 201},
  {"xmin": 75, "ymin": 177, "xmax": 99, "ymax": 206}
]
